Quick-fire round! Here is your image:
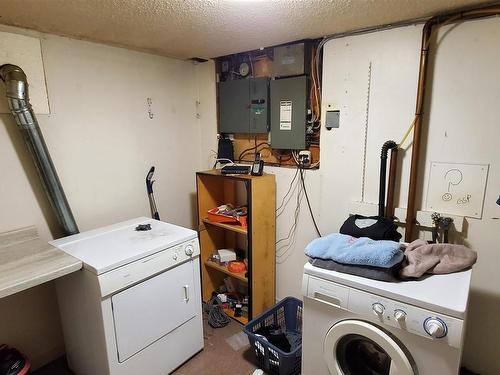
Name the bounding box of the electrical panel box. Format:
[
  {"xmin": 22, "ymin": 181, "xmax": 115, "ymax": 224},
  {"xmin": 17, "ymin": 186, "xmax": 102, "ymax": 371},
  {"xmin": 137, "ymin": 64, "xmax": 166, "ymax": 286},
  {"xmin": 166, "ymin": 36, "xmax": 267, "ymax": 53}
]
[
  {"xmin": 270, "ymin": 76, "xmax": 307, "ymax": 149},
  {"xmin": 272, "ymin": 42, "xmax": 311, "ymax": 78},
  {"xmin": 218, "ymin": 77, "xmax": 269, "ymax": 134}
]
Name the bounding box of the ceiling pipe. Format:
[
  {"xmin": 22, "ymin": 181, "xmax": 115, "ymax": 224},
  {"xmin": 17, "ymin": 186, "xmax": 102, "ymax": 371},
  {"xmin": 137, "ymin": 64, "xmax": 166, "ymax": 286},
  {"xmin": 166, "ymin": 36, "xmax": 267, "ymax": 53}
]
[
  {"xmin": 0, "ymin": 64, "xmax": 79, "ymax": 236},
  {"xmin": 404, "ymin": 5, "xmax": 500, "ymax": 241}
]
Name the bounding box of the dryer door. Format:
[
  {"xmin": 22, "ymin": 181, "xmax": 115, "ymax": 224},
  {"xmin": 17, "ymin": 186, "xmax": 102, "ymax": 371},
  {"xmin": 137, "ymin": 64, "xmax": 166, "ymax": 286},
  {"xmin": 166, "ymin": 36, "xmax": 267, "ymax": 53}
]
[
  {"xmin": 111, "ymin": 259, "xmax": 197, "ymax": 362},
  {"xmin": 323, "ymin": 320, "xmax": 416, "ymax": 375}
]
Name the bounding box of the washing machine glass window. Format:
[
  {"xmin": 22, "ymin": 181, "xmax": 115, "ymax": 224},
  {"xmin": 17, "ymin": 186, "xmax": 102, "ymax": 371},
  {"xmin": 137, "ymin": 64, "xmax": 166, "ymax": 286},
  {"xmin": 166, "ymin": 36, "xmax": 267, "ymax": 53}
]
[
  {"xmin": 323, "ymin": 320, "xmax": 416, "ymax": 375},
  {"xmin": 337, "ymin": 334, "xmax": 390, "ymax": 374}
]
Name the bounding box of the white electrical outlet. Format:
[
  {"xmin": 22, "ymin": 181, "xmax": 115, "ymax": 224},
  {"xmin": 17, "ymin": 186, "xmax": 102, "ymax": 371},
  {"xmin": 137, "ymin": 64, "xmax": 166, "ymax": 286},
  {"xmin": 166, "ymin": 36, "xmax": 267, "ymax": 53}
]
[{"xmin": 298, "ymin": 150, "xmax": 311, "ymax": 167}]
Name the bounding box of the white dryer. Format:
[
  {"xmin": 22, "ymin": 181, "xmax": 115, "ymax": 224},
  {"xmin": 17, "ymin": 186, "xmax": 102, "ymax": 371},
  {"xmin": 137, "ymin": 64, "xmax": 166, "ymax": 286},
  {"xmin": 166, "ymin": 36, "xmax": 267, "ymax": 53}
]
[
  {"xmin": 302, "ymin": 262, "xmax": 471, "ymax": 375},
  {"xmin": 51, "ymin": 217, "xmax": 203, "ymax": 375}
]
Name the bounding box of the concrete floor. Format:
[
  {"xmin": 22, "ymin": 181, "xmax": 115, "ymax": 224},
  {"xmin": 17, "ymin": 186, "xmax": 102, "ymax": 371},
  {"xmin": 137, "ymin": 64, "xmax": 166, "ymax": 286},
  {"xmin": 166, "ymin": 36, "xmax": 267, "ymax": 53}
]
[
  {"xmin": 173, "ymin": 317, "xmax": 257, "ymax": 375},
  {"xmin": 33, "ymin": 316, "xmax": 257, "ymax": 375}
]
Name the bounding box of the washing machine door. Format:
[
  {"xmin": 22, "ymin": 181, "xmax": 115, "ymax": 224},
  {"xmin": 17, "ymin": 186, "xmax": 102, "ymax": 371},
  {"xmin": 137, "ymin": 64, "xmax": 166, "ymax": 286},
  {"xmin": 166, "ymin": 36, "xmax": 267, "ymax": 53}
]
[{"xmin": 323, "ymin": 320, "xmax": 416, "ymax": 375}]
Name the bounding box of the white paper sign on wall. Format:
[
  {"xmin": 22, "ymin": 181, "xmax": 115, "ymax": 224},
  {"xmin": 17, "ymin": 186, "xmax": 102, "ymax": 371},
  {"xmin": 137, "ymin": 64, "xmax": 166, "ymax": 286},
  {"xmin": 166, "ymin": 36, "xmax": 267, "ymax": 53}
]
[{"xmin": 425, "ymin": 162, "xmax": 489, "ymax": 218}]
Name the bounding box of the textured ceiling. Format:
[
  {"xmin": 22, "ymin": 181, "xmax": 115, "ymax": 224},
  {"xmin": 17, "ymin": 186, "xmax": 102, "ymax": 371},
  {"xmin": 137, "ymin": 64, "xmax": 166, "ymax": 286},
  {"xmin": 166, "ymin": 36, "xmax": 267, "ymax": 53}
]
[{"xmin": 0, "ymin": 0, "xmax": 490, "ymax": 59}]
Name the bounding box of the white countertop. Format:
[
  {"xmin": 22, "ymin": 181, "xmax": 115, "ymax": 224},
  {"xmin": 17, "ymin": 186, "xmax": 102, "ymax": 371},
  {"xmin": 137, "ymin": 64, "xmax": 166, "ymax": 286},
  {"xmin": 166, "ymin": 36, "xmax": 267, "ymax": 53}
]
[
  {"xmin": 304, "ymin": 262, "xmax": 472, "ymax": 318},
  {"xmin": 50, "ymin": 217, "xmax": 197, "ymax": 275},
  {"xmin": 0, "ymin": 226, "xmax": 82, "ymax": 299}
]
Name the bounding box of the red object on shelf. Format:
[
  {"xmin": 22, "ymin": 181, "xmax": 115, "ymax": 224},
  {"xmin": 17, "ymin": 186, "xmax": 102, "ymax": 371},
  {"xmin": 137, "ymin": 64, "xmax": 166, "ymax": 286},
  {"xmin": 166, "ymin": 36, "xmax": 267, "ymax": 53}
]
[
  {"xmin": 228, "ymin": 261, "xmax": 247, "ymax": 273},
  {"xmin": 207, "ymin": 206, "xmax": 248, "ymax": 228}
]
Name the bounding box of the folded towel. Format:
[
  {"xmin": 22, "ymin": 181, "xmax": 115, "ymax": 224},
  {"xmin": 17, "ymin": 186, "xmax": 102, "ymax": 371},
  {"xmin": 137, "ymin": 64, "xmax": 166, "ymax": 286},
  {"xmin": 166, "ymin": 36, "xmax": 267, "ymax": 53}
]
[
  {"xmin": 305, "ymin": 233, "xmax": 403, "ymax": 268},
  {"xmin": 400, "ymin": 240, "xmax": 477, "ymax": 279},
  {"xmin": 309, "ymin": 258, "xmax": 402, "ymax": 282}
]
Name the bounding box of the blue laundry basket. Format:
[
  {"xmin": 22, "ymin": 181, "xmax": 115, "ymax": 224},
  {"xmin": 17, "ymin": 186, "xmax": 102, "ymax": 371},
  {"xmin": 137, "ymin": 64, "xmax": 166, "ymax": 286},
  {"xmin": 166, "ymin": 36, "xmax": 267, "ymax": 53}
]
[{"xmin": 244, "ymin": 297, "xmax": 303, "ymax": 375}]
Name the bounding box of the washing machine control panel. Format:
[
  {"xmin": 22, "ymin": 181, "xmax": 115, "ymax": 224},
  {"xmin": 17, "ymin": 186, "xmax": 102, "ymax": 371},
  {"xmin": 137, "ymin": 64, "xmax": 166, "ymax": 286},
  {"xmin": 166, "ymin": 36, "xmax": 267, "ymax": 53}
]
[
  {"xmin": 348, "ymin": 287, "xmax": 461, "ymax": 348},
  {"xmin": 304, "ymin": 275, "xmax": 464, "ymax": 349}
]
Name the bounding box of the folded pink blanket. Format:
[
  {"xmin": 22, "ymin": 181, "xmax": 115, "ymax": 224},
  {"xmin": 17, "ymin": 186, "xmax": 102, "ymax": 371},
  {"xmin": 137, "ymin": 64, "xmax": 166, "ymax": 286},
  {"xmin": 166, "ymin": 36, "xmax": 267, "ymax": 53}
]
[{"xmin": 400, "ymin": 239, "xmax": 477, "ymax": 279}]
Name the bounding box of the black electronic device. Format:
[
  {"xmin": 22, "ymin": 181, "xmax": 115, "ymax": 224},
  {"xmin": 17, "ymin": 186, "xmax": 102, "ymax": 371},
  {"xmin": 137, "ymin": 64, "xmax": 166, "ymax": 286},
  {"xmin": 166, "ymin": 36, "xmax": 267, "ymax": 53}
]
[
  {"xmin": 217, "ymin": 137, "xmax": 234, "ymax": 163},
  {"xmin": 221, "ymin": 165, "xmax": 251, "ymax": 175},
  {"xmin": 251, "ymin": 152, "xmax": 264, "ymax": 176}
]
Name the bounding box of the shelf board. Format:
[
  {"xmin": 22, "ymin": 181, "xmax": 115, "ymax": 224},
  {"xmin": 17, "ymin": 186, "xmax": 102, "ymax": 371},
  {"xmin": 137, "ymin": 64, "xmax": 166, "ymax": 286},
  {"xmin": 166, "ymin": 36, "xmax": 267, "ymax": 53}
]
[
  {"xmin": 223, "ymin": 306, "xmax": 249, "ymax": 325},
  {"xmin": 204, "ymin": 260, "xmax": 248, "ymax": 283},
  {"xmin": 202, "ymin": 218, "xmax": 248, "ymax": 234}
]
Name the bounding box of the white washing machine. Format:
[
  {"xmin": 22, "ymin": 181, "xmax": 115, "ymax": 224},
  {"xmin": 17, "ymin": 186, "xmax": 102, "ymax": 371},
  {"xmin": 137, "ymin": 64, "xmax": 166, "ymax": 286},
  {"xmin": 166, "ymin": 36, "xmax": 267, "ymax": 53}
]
[
  {"xmin": 302, "ymin": 262, "xmax": 472, "ymax": 375},
  {"xmin": 51, "ymin": 217, "xmax": 203, "ymax": 375}
]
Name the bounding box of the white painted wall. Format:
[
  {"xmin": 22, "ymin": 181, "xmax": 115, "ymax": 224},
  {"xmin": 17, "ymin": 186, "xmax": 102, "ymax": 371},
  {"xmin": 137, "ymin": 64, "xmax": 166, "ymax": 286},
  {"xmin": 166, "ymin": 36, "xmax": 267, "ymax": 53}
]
[
  {"xmin": 0, "ymin": 27, "xmax": 216, "ymax": 368},
  {"xmin": 1, "ymin": 15, "xmax": 498, "ymax": 374},
  {"xmin": 267, "ymin": 19, "xmax": 500, "ymax": 374}
]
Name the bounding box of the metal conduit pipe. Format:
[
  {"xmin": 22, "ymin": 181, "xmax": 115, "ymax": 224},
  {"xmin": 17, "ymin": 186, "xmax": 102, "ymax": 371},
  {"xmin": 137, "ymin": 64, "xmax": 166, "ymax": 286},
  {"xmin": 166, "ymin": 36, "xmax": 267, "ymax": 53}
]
[
  {"xmin": 0, "ymin": 64, "xmax": 79, "ymax": 235},
  {"xmin": 404, "ymin": 5, "xmax": 500, "ymax": 241}
]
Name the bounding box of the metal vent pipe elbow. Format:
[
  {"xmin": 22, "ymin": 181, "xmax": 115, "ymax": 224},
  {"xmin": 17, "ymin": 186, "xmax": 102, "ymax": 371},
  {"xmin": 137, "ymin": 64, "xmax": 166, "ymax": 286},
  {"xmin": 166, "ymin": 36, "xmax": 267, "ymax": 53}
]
[{"xmin": 0, "ymin": 64, "xmax": 79, "ymax": 236}]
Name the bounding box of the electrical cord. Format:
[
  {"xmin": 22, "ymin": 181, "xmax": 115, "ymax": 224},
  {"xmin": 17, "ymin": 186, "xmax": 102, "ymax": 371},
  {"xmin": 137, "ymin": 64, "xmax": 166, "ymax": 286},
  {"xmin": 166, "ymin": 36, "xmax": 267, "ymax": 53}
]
[
  {"xmin": 213, "ymin": 158, "xmax": 235, "ymax": 168},
  {"xmin": 276, "ymin": 175, "xmax": 303, "ymax": 247},
  {"xmin": 276, "ymin": 166, "xmax": 299, "ymax": 215},
  {"xmin": 299, "ymin": 165, "xmax": 322, "ymax": 237},
  {"xmin": 238, "ymin": 142, "xmax": 270, "ymax": 161},
  {"xmin": 203, "ymin": 295, "xmax": 231, "ymax": 328},
  {"xmin": 276, "ymin": 177, "xmax": 303, "ymax": 263}
]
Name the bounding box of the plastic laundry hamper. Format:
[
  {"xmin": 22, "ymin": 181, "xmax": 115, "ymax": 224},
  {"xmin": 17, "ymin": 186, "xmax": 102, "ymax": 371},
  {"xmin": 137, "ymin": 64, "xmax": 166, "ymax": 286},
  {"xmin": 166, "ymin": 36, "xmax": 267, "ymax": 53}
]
[{"xmin": 244, "ymin": 297, "xmax": 303, "ymax": 375}]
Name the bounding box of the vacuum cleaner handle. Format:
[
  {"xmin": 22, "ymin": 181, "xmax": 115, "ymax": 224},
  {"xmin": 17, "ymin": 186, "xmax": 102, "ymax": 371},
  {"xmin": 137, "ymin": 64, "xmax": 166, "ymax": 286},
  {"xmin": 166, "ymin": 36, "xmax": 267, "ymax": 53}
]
[
  {"xmin": 145, "ymin": 166, "xmax": 160, "ymax": 220},
  {"xmin": 146, "ymin": 166, "xmax": 155, "ymax": 194}
]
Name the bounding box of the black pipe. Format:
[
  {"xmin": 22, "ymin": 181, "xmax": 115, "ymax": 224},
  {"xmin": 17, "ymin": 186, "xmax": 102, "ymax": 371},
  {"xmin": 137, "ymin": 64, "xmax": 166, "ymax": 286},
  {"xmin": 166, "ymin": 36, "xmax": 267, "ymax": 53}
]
[
  {"xmin": 0, "ymin": 64, "xmax": 79, "ymax": 235},
  {"xmin": 379, "ymin": 140, "xmax": 397, "ymax": 217}
]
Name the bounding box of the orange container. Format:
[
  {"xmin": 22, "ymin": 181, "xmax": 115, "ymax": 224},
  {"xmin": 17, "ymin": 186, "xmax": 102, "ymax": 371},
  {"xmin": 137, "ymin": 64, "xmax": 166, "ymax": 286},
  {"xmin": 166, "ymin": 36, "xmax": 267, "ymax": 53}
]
[
  {"xmin": 228, "ymin": 261, "xmax": 247, "ymax": 273},
  {"xmin": 207, "ymin": 207, "xmax": 247, "ymax": 227}
]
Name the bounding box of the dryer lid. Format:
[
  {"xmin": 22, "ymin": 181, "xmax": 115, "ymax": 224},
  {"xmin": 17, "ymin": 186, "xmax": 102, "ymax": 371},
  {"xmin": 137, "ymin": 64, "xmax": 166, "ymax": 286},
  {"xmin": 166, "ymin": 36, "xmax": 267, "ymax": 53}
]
[
  {"xmin": 50, "ymin": 217, "xmax": 197, "ymax": 274},
  {"xmin": 324, "ymin": 320, "xmax": 416, "ymax": 375}
]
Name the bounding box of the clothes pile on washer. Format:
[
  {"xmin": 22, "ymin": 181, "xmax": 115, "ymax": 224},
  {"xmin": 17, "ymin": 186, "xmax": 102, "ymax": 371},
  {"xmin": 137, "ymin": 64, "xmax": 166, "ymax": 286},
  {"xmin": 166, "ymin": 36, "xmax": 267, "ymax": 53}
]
[
  {"xmin": 306, "ymin": 233, "xmax": 404, "ymax": 282},
  {"xmin": 305, "ymin": 233, "xmax": 477, "ymax": 282}
]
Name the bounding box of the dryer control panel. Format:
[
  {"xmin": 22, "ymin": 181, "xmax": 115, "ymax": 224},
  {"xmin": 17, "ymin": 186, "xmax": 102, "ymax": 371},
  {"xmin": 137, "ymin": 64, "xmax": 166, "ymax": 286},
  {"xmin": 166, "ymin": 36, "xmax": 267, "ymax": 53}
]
[
  {"xmin": 98, "ymin": 239, "xmax": 200, "ymax": 297},
  {"xmin": 303, "ymin": 275, "xmax": 464, "ymax": 349}
]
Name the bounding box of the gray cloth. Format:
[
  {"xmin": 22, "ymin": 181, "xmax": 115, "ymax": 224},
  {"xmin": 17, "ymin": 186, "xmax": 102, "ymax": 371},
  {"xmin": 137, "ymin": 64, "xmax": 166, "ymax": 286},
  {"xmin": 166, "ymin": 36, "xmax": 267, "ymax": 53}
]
[
  {"xmin": 399, "ymin": 239, "xmax": 477, "ymax": 279},
  {"xmin": 309, "ymin": 258, "xmax": 401, "ymax": 282}
]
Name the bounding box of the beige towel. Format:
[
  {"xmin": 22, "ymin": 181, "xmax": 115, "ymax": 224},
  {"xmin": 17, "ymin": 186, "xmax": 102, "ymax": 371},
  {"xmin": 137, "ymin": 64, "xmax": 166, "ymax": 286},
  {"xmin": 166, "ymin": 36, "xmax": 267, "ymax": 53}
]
[{"xmin": 400, "ymin": 239, "xmax": 477, "ymax": 279}]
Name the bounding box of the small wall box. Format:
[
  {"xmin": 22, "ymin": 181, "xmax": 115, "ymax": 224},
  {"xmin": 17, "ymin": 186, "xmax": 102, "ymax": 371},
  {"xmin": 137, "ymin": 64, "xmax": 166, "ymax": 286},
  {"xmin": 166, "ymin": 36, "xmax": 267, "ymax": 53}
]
[
  {"xmin": 273, "ymin": 42, "xmax": 312, "ymax": 78},
  {"xmin": 196, "ymin": 170, "xmax": 276, "ymax": 324}
]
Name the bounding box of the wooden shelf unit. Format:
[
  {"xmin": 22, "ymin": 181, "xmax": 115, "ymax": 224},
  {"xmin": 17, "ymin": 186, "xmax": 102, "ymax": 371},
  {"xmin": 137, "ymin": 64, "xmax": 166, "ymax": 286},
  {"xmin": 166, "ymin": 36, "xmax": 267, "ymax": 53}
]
[{"xmin": 196, "ymin": 169, "xmax": 276, "ymax": 324}]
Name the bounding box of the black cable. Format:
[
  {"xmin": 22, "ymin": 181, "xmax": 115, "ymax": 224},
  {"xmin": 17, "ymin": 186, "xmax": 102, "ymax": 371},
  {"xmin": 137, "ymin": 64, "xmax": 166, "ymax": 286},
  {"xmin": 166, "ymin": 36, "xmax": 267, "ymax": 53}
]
[
  {"xmin": 276, "ymin": 175, "xmax": 303, "ymax": 247},
  {"xmin": 299, "ymin": 165, "xmax": 322, "ymax": 237},
  {"xmin": 276, "ymin": 165, "xmax": 299, "ymax": 214},
  {"xmin": 238, "ymin": 142, "xmax": 270, "ymax": 161},
  {"xmin": 203, "ymin": 295, "xmax": 230, "ymax": 328}
]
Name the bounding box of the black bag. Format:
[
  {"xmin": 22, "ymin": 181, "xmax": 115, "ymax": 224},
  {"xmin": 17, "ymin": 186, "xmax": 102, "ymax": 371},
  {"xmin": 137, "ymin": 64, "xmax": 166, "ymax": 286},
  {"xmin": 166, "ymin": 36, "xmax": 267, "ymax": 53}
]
[{"xmin": 340, "ymin": 214, "xmax": 402, "ymax": 242}]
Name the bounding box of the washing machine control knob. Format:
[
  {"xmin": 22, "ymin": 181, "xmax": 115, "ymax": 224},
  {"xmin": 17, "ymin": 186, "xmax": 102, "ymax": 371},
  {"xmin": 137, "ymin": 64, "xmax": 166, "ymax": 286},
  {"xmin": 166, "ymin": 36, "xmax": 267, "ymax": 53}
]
[
  {"xmin": 424, "ymin": 318, "xmax": 447, "ymax": 338},
  {"xmin": 372, "ymin": 303, "xmax": 385, "ymax": 316},
  {"xmin": 185, "ymin": 244, "xmax": 194, "ymax": 256},
  {"xmin": 394, "ymin": 309, "xmax": 407, "ymax": 323}
]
